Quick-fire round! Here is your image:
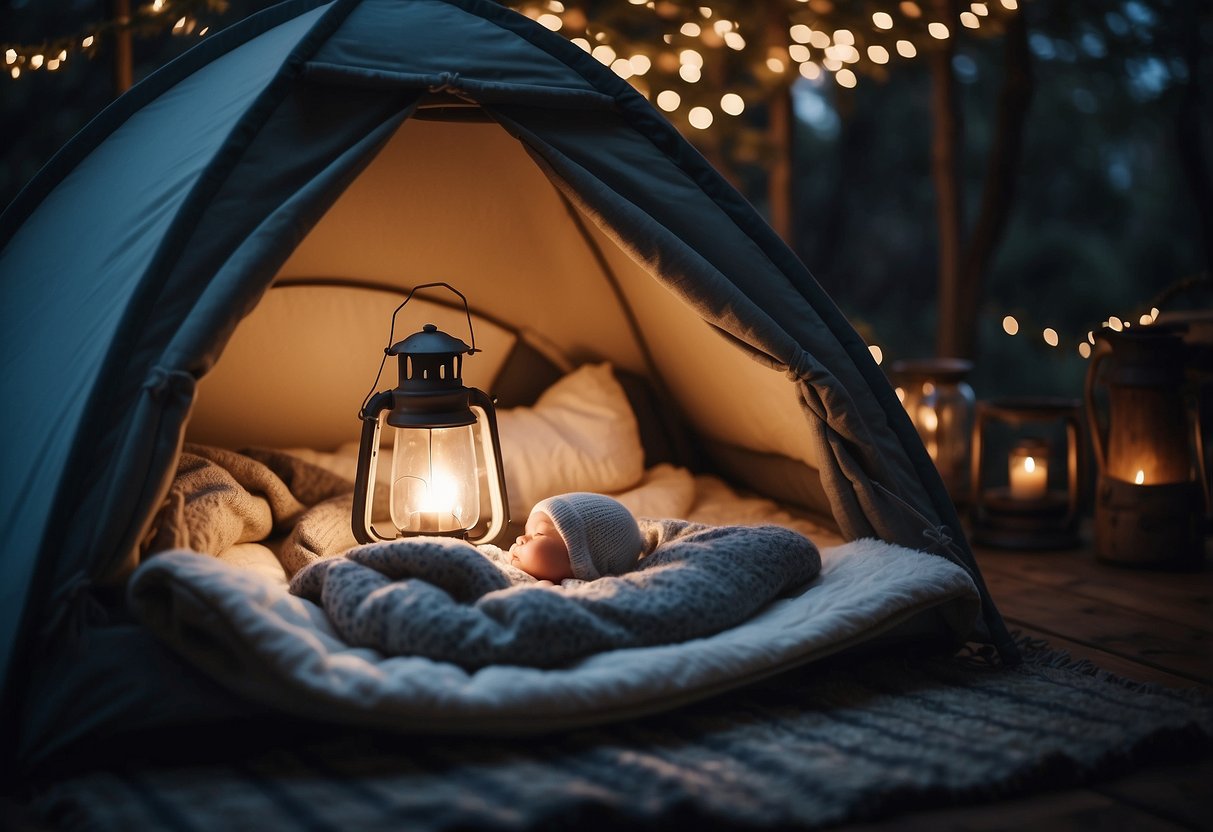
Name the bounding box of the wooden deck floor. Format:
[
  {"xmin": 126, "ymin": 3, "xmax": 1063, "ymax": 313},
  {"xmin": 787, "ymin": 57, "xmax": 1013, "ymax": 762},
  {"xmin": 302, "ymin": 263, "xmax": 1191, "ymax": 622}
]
[{"xmin": 855, "ymin": 533, "xmax": 1213, "ymax": 831}]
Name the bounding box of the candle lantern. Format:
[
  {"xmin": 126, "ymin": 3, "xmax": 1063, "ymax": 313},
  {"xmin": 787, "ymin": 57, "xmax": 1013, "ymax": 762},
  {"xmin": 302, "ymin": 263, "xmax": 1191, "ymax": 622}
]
[
  {"xmin": 891, "ymin": 358, "xmax": 976, "ymax": 503},
  {"xmin": 352, "ymin": 283, "xmax": 509, "ymax": 545},
  {"xmin": 970, "ymin": 398, "xmax": 1084, "ymax": 549},
  {"xmin": 1085, "ymin": 327, "xmax": 1208, "ymax": 568}
]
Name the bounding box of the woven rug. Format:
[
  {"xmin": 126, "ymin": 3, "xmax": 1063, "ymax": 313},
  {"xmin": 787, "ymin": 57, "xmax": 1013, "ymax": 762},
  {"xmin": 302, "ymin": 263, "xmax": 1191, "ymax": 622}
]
[{"xmin": 26, "ymin": 637, "xmax": 1213, "ymax": 831}]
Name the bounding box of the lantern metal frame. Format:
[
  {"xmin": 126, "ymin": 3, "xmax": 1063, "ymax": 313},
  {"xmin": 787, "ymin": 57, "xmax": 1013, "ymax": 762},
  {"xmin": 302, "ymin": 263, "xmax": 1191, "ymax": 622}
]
[
  {"xmin": 969, "ymin": 397, "xmax": 1084, "ymax": 550},
  {"xmin": 352, "ymin": 282, "xmax": 509, "ymax": 545}
]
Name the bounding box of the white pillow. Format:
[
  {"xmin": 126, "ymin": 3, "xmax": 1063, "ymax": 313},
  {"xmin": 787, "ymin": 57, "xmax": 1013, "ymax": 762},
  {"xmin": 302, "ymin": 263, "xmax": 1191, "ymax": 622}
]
[{"xmin": 496, "ymin": 362, "xmax": 645, "ymax": 516}]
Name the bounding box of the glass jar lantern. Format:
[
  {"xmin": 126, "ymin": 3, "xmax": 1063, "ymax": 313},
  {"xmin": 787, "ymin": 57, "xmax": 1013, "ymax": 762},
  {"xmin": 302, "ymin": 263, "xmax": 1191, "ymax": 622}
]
[
  {"xmin": 970, "ymin": 398, "xmax": 1084, "ymax": 549},
  {"xmin": 891, "ymin": 358, "xmax": 976, "ymax": 503}
]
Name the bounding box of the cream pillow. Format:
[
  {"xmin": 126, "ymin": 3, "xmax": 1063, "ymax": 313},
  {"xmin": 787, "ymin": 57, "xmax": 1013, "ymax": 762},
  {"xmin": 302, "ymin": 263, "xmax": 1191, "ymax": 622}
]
[
  {"xmin": 609, "ymin": 463, "xmax": 696, "ymax": 520},
  {"xmin": 496, "ymin": 363, "xmax": 646, "ymax": 516}
]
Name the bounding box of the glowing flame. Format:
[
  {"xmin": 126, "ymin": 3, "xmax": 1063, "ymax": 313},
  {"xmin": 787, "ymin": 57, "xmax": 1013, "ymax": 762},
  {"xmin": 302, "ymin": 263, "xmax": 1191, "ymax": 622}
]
[
  {"xmin": 1024, "ymin": 456, "xmax": 1036, "ymax": 473},
  {"xmin": 1134, "ymin": 470, "xmax": 1145, "ymax": 485}
]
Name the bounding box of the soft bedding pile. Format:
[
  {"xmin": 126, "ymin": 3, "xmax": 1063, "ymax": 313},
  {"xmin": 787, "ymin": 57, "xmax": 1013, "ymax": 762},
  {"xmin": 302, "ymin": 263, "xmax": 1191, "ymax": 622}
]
[
  {"xmin": 127, "ymin": 364, "xmax": 982, "ymax": 731},
  {"xmin": 291, "ymin": 520, "xmax": 820, "ymax": 669}
]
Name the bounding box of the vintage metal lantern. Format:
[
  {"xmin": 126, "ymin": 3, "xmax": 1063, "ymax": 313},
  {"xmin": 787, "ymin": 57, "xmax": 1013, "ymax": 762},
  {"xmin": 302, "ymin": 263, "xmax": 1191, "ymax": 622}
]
[
  {"xmin": 352, "ymin": 283, "xmax": 509, "ymax": 545},
  {"xmin": 890, "ymin": 358, "xmax": 976, "ymax": 503},
  {"xmin": 970, "ymin": 398, "xmax": 1084, "ymax": 549},
  {"xmin": 1085, "ymin": 326, "xmax": 1208, "ymax": 568}
]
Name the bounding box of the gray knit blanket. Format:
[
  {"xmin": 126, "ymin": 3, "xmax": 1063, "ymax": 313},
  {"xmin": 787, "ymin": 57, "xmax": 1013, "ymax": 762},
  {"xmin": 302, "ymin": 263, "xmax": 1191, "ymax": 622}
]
[
  {"xmin": 146, "ymin": 445, "xmax": 821, "ymax": 669},
  {"xmin": 289, "ymin": 521, "xmax": 820, "ymax": 669}
]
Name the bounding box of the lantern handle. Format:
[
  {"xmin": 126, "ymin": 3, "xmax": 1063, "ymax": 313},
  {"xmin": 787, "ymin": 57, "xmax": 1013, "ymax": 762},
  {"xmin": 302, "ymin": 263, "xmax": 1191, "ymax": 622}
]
[
  {"xmin": 1083, "ymin": 338, "xmax": 1112, "ymax": 473},
  {"xmin": 388, "ymin": 282, "xmax": 479, "ymax": 355},
  {"xmin": 359, "ymin": 281, "xmax": 479, "ymax": 418}
]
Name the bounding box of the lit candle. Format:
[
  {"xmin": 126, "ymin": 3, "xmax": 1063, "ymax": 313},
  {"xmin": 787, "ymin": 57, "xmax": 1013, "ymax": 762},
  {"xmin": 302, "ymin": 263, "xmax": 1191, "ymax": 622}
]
[
  {"xmin": 1134, "ymin": 469, "xmax": 1145, "ymax": 485},
  {"xmin": 417, "ymin": 510, "xmax": 444, "ymax": 532},
  {"xmin": 1009, "ymin": 440, "xmax": 1049, "ymax": 500},
  {"xmin": 917, "ymin": 404, "xmax": 939, "ymax": 461}
]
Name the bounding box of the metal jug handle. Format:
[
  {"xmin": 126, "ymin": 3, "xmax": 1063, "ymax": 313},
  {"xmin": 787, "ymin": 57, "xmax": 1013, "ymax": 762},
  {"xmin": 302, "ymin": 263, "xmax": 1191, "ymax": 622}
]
[
  {"xmin": 1083, "ymin": 338, "xmax": 1112, "ymax": 472},
  {"xmin": 1194, "ymin": 394, "xmax": 1212, "ymax": 515}
]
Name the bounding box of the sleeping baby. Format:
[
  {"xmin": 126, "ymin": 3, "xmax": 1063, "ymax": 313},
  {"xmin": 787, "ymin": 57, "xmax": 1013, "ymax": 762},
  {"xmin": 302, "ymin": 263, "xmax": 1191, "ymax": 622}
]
[{"xmin": 507, "ymin": 492, "xmax": 643, "ymax": 587}]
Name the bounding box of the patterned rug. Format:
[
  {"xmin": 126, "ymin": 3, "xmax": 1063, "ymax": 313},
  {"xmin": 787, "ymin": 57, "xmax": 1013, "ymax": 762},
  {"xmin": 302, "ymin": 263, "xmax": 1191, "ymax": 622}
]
[{"xmin": 23, "ymin": 637, "xmax": 1213, "ymax": 831}]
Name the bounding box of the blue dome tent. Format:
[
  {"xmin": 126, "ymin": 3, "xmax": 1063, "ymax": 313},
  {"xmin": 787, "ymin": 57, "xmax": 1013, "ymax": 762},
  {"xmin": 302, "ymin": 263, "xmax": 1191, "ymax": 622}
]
[{"xmin": 0, "ymin": 0, "xmax": 1014, "ymax": 769}]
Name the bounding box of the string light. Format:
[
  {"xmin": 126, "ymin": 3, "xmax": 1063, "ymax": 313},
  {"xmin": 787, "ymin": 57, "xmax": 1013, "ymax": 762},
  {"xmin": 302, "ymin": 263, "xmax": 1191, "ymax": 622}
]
[
  {"xmin": 1042, "ymin": 328, "xmax": 1059, "ymax": 347},
  {"xmin": 7, "ymin": 0, "xmax": 1027, "ymax": 175},
  {"xmin": 1078, "ymin": 342, "xmax": 1092, "ymax": 359},
  {"xmin": 656, "ymin": 89, "xmax": 681, "ymax": 111},
  {"xmin": 4, "ymin": 0, "xmax": 222, "ymax": 80},
  {"xmin": 868, "ymin": 345, "xmax": 884, "ymax": 364},
  {"xmin": 799, "ymin": 61, "xmax": 821, "ymax": 80},
  {"xmin": 1002, "ymin": 315, "xmax": 1019, "ymax": 335}
]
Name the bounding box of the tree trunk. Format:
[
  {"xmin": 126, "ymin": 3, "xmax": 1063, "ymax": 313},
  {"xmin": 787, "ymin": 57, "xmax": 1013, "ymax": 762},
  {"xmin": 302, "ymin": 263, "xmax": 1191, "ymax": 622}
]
[
  {"xmin": 930, "ymin": 0, "xmax": 964, "ymax": 357},
  {"xmin": 112, "ymin": 0, "xmax": 133, "ymax": 95},
  {"xmin": 956, "ymin": 9, "xmax": 1033, "ymax": 358},
  {"xmin": 765, "ymin": 4, "xmax": 795, "ymax": 245},
  {"xmin": 767, "ymin": 82, "xmax": 794, "ymax": 244},
  {"xmin": 1174, "ymin": 0, "xmax": 1213, "ymax": 278}
]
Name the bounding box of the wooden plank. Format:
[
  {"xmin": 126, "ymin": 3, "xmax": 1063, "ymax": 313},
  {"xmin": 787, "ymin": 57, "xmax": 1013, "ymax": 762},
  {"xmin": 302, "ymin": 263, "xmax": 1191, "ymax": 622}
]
[
  {"xmin": 982, "ymin": 570, "xmax": 1213, "ymax": 686},
  {"xmin": 844, "ymin": 786, "xmax": 1192, "ymax": 831},
  {"xmin": 1091, "ymin": 758, "xmax": 1213, "ymax": 831},
  {"xmin": 974, "ymin": 546, "xmax": 1213, "ymax": 632},
  {"xmin": 1008, "ymin": 624, "xmax": 1208, "ymax": 691}
]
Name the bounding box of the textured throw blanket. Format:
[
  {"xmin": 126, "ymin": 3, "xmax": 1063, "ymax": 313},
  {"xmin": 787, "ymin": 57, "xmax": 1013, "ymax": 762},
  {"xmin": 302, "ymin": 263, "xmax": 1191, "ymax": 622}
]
[
  {"xmin": 290, "ymin": 521, "xmax": 820, "ymax": 669},
  {"xmin": 146, "ymin": 445, "xmax": 821, "ymax": 668},
  {"xmin": 143, "ymin": 444, "xmax": 365, "ymax": 575}
]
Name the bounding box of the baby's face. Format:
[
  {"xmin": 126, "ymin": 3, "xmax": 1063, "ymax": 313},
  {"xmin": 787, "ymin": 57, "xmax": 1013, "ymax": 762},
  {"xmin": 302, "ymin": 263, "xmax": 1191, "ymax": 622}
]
[{"xmin": 509, "ymin": 510, "xmax": 573, "ymax": 582}]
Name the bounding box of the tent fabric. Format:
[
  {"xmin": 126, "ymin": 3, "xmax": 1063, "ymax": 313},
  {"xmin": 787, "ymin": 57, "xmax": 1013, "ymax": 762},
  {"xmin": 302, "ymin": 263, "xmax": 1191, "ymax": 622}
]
[{"xmin": 0, "ymin": 0, "xmax": 1016, "ymax": 762}]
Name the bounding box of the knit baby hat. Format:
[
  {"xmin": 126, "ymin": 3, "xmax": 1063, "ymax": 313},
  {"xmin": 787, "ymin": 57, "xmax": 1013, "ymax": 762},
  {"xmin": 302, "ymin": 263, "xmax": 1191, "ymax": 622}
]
[{"xmin": 531, "ymin": 492, "xmax": 642, "ymax": 581}]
